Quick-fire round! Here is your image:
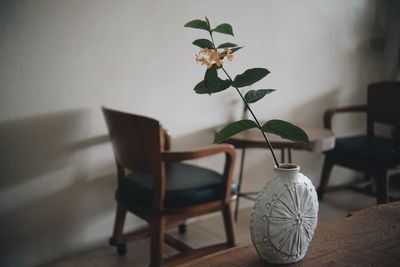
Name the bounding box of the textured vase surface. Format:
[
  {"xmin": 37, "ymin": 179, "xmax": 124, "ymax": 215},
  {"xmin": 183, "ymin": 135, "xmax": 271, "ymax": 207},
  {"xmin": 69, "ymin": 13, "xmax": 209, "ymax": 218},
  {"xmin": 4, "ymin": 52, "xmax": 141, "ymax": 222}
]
[{"xmin": 250, "ymin": 164, "xmax": 318, "ymax": 264}]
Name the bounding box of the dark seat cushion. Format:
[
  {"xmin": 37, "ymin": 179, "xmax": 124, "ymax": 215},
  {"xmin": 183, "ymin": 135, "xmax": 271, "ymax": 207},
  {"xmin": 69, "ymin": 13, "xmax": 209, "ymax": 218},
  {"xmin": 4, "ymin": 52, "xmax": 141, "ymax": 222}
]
[
  {"xmin": 327, "ymin": 135, "xmax": 398, "ymax": 163},
  {"xmin": 117, "ymin": 162, "xmax": 231, "ymax": 208}
]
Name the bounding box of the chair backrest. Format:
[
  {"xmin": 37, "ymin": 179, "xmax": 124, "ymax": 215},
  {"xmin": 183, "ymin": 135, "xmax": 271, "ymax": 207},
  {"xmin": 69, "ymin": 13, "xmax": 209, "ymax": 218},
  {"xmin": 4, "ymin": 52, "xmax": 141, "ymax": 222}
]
[
  {"xmin": 102, "ymin": 107, "xmax": 162, "ymax": 175},
  {"xmin": 367, "ymin": 81, "xmax": 400, "ymax": 137}
]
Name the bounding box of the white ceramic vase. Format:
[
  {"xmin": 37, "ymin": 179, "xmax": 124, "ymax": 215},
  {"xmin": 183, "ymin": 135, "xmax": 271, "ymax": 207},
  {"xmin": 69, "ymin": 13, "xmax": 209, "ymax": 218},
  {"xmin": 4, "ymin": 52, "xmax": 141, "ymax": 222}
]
[{"xmin": 250, "ymin": 164, "xmax": 318, "ymax": 264}]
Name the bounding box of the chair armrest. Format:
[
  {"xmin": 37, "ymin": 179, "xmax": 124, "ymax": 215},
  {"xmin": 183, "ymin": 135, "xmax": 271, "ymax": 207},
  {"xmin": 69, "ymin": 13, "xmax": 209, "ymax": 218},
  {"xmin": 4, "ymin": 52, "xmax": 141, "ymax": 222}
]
[
  {"xmin": 324, "ymin": 105, "xmax": 367, "ymax": 130},
  {"xmin": 161, "ymin": 144, "xmax": 236, "ymax": 161}
]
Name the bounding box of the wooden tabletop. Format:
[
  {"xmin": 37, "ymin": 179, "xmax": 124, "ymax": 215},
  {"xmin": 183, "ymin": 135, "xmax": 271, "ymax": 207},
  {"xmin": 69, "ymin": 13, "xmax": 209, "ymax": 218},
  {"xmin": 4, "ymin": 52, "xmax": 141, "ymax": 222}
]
[
  {"xmin": 224, "ymin": 126, "xmax": 335, "ymax": 152},
  {"xmin": 180, "ymin": 202, "xmax": 400, "ymax": 267}
]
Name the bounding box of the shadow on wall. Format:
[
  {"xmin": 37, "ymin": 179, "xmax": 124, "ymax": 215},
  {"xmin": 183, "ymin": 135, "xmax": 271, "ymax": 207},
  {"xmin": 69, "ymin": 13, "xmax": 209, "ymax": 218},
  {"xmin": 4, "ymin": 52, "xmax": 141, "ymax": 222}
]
[
  {"xmin": 289, "ymin": 86, "xmax": 367, "ymax": 135},
  {"xmin": 0, "ymin": 110, "xmax": 86, "ymax": 190},
  {"xmin": 0, "ymin": 110, "xmax": 119, "ymax": 267},
  {"xmin": 171, "ymin": 127, "xmax": 215, "ymax": 150}
]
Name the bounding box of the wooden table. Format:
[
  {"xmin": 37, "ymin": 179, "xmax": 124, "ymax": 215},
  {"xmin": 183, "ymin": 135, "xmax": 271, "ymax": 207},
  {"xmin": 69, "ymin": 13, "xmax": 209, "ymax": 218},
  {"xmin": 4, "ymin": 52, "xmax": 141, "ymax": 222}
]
[
  {"xmin": 224, "ymin": 126, "xmax": 335, "ymax": 220},
  {"xmin": 225, "ymin": 126, "xmax": 335, "ymax": 152},
  {"xmin": 180, "ymin": 202, "xmax": 400, "ymax": 267}
]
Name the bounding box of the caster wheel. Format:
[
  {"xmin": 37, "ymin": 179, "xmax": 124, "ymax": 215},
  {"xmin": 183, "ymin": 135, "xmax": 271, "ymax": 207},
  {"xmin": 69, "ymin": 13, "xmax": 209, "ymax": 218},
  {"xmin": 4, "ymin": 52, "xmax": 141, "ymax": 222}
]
[
  {"xmin": 117, "ymin": 244, "xmax": 127, "ymax": 255},
  {"xmin": 178, "ymin": 223, "xmax": 187, "ymax": 234}
]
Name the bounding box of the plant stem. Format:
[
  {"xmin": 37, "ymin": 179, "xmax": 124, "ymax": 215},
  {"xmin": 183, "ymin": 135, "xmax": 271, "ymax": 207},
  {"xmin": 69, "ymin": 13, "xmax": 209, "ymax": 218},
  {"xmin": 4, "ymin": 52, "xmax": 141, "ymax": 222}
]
[
  {"xmin": 207, "ymin": 30, "xmax": 280, "ymax": 168},
  {"xmin": 210, "ymin": 34, "xmax": 216, "ymax": 49},
  {"xmin": 221, "ymin": 67, "xmax": 280, "ymax": 168}
]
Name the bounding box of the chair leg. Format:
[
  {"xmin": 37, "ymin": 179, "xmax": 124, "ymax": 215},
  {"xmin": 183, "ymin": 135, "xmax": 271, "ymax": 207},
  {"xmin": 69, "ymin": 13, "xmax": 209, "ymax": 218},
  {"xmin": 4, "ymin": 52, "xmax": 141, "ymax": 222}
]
[
  {"xmin": 373, "ymin": 169, "xmax": 389, "ymax": 204},
  {"xmin": 317, "ymin": 155, "xmax": 334, "ymax": 200},
  {"xmin": 150, "ymin": 217, "xmax": 165, "ymax": 267},
  {"xmin": 222, "ymin": 203, "xmax": 236, "ymax": 246},
  {"xmin": 109, "ymin": 204, "xmax": 127, "ymax": 255}
]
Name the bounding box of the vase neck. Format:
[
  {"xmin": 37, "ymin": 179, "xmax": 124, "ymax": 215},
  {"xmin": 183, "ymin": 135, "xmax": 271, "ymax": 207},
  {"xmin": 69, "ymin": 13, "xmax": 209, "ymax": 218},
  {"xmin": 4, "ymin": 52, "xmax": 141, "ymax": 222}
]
[{"xmin": 274, "ymin": 164, "xmax": 300, "ymax": 181}]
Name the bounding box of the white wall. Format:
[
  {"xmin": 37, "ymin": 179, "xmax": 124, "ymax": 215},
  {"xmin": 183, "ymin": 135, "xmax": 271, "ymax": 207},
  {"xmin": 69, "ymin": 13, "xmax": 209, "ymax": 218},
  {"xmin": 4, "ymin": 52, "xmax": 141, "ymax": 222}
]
[{"xmin": 0, "ymin": 0, "xmax": 381, "ymax": 266}]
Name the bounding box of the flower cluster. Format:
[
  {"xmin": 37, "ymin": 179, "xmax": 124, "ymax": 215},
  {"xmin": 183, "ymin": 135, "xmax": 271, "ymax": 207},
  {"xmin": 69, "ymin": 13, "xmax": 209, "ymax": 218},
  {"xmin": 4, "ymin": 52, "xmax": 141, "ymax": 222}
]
[{"xmin": 195, "ymin": 48, "xmax": 234, "ymax": 69}]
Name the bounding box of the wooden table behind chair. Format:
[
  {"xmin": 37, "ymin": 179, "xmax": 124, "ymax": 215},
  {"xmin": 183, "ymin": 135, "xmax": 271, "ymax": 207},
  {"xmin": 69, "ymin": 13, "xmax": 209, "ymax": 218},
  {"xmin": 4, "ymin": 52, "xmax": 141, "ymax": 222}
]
[
  {"xmin": 225, "ymin": 126, "xmax": 335, "ymax": 152},
  {"xmin": 180, "ymin": 202, "xmax": 400, "ymax": 267}
]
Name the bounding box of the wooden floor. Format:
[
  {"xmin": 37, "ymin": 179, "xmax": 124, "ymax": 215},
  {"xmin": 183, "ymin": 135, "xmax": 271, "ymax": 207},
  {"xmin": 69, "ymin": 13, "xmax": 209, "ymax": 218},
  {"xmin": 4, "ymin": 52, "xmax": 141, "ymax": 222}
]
[{"xmin": 39, "ymin": 190, "xmax": 378, "ymax": 267}]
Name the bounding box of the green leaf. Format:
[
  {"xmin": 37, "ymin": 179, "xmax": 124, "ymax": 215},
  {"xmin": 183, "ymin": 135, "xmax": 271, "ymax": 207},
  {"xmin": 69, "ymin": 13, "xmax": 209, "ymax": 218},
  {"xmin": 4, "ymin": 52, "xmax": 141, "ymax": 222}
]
[
  {"xmin": 204, "ymin": 65, "xmax": 231, "ymax": 94},
  {"xmin": 212, "ymin": 23, "xmax": 234, "ymax": 36},
  {"xmin": 204, "ymin": 64, "xmax": 217, "ymax": 78},
  {"xmin": 194, "ymin": 65, "xmax": 231, "ymax": 94},
  {"xmin": 219, "ymin": 46, "xmax": 243, "ymax": 59},
  {"xmin": 214, "ymin": 120, "xmax": 258, "ymax": 143},
  {"xmin": 192, "ymin": 39, "xmax": 214, "ymax": 49},
  {"xmin": 261, "ymin": 120, "xmax": 309, "ymax": 143},
  {"xmin": 194, "ymin": 80, "xmax": 230, "ymax": 94},
  {"xmin": 217, "ymin": 42, "xmax": 238, "ymax": 49},
  {"xmin": 184, "ymin": 19, "xmax": 209, "ymax": 31},
  {"xmin": 233, "ymin": 68, "xmax": 270, "ymax": 88},
  {"xmin": 203, "ymin": 64, "xmax": 220, "ymax": 86},
  {"xmin": 208, "ymin": 79, "xmax": 231, "ymax": 94},
  {"xmin": 193, "ymin": 80, "xmax": 207, "ymax": 94},
  {"xmin": 244, "ymin": 89, "xmax": 275, "ymax": 103}
]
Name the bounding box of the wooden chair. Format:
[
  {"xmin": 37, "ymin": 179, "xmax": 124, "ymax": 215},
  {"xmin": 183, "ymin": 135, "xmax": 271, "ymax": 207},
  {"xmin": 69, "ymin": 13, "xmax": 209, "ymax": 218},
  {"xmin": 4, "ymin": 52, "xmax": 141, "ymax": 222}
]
[
  {"xmin": 102, "ymin": 107, "xmax": 236, "ymax": 267},
  {"xmin": 317, "ymin": 81, "xmax": 400, "ymax": 204}
]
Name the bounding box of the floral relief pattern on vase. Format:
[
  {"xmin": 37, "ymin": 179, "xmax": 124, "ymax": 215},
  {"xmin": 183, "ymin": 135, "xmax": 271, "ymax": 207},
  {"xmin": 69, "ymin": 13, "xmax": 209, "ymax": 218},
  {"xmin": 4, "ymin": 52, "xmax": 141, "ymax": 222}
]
[{"xmin": 250, "ymin": 164, "xmax": 318, "ymax": 264}]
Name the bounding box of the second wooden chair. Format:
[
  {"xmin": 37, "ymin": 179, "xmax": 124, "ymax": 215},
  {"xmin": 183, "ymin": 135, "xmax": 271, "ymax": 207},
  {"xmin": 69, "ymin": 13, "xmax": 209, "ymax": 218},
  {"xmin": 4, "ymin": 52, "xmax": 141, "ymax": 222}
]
[
  {"xmin": 102, "ymin": 107, "xmax": 237, "ymax": 267},
  {"xmin": 317, "ymin": 81, "xmax": 400, "ymax": 204}
]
